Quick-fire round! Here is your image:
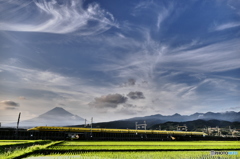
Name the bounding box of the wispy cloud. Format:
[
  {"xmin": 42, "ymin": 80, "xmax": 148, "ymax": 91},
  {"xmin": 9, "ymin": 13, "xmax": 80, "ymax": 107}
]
[
  {"xmin": 96, "ymin": 30, "xmax": 168, "ymax": 82},
  {"xmin": 1, "ymin": 0, "xmax": 239, "ymax": 122},
  {"xmin": 212, "ymin": 22, "xmax": 240, "ymax": 31},
  {"xmin": 132, "ymin": 0, "xmax": 173, "ymax": 30},
  {"xmin": 0, "ymin": 0, "xmax": 117, "ymax": 34},
  {"xmin": 156, "ymin": 10, "xmax": 168, "ymax": 30},
  {"xmin": 90, "ymin": 24, "xmax": 240, "ymax": 114},
  {"xmin": 0, "ymin": 63, "xmax": 153, "ymax": 121},
  {"xmin": 0, "ymin": 64, "xmax": 101, "ymax": 102},
  {"xmin": 156, "ymin": 3, "xmax": 173, "ymax": 30},
  {"xmin": 133, "ymin": 0, "xmax": 155, "ymax": 11},
  {"xmin": 167, "ymin": 39, "xmax": 240, "ymax": 72}
]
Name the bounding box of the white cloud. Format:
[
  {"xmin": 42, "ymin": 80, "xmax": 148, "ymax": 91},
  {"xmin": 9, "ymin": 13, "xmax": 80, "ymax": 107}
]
[
  {"xmin": 1, "ymin": 0, "xmax": 239, "ymax": 122},
  {"xmin": 156, "ymin": 4, "xmax": 173, "ymax": 30},
  {"xmin": 132, "ymin": 0, "xmax": 173, "ymax": 30},
  {"xmin": 167, "ymin": 39, "xmax": 240, "ymax": 72},
  {"xmin": 89, "ymin": 27, "xmax": 240, "ymax": 115},
  {"xmin": 212, "ymin": 22, "xmax": 240, "ymax": 31},
  {"xmin": 0, "ymin": 0, "xmax": 117, "ymax": 34},
  {"xmin": 1, "ymin": 65, "xmax": 72, "ymax": 87},
  {"xmin": 134, "ymin": 0, "xmax": 155, "ymax": 11}
]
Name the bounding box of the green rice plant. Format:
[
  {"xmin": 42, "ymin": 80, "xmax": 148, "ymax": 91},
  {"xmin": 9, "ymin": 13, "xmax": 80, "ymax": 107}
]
[
  {"xmin": 51, "ymin": 141, "xmax": 240, "ymax": 151},
  {"xmin": 3, "ymin": 141, "xmax": 239, "ymax": 158},
  {"xmin": 59, "ymin": 141, "xmax": 240, "ymax": 146},
  {"xmin": 26, "ymin": 151, "xmax": 240, "ymax": 159},
  {"xmin": 0, "ymin": 140, "xmax": 63, "ymax": 159},
  {"xmin": 49, "ymin": 145, "xmax": 240, "ymax": 150},
  {"xmin": 0, "ymin": 140, "xmax": 53, "ymax": 154}
]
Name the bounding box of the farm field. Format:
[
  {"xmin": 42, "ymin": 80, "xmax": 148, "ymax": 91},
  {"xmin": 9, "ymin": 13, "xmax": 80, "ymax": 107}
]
[
  {"xmin": 0, "ymin": 140, "xmax": 240, "ymax": 159},
  {"xmin": 49, "ymin": 141, "xmax": 240, "ymax": 151},
  {"xmin": 26, "ymin": 151, "xmax": 240, "ymax": 159},
  {"xmin": 0, "ymin": 140, "xmax": 60, "ymax": 159}
]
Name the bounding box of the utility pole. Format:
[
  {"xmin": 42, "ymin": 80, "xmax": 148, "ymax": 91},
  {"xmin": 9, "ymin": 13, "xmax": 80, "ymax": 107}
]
[
  {"xmin": 85, "ymin": 119, "xmax": 87, "ymax": 127},
  {"xmin": 16, "ymin": 112, "xmax": 21, "ymax": 139},
  {"xmin": 229, "ymin": 126, "xmax": 233, "ymax": 137},
  {"xmin": 217, "ymin": 126, "xmax": 221, "ymax": 136},
  {"xmin": 90, "ymin": 117, "xmax": 93, "ymax": 137}
]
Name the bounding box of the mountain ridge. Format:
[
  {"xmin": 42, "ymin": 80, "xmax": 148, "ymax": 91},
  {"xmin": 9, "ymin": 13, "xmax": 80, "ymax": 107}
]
[{"xmin": 72, "ymin": 111, "xmax": 240, "ymax": 130}]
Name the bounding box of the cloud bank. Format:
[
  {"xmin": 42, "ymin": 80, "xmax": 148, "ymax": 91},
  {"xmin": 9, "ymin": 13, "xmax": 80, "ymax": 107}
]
[
  {"xmin": 89, "ymin": 94, "xmax": 127, "ymax": 108},
  {"xmin": 127, "ymin": 91, "xmax": 145, "ymax": 99},
  {"xmin": 0, "ymin": 100, "xmax": 19, "ymax": 110}
]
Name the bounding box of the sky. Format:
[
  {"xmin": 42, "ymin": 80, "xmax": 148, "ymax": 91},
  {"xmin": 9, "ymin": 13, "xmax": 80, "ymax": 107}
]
[{"xmin": 0, "ymin": 0, "xmax": 240, "ymax": 125}]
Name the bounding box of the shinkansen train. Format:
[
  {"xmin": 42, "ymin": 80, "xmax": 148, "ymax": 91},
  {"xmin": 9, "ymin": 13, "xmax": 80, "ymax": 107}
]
[{"xmin": 27, "ymin": 126, "xmax": 208, "ymax": 141}]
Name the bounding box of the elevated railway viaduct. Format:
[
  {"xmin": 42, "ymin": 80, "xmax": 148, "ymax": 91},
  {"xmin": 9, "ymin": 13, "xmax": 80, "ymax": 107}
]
[{"xmin": 0, "ymin": 126, "xmax": 239, "ymax": 141}]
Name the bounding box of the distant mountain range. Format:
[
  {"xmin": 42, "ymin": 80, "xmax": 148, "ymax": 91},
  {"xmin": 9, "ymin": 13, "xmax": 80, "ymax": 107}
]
[
  {"xmin": 5, "ymin": 107, "xmax": 240, "ymax": 129},
  {"xmin": 78, "ymin": 111, "xmax": 240, "ymax": 130},
  {"xmin": 88, "ymin": 119, "xmax": 240, "ymax": 131},
  {"xmin": 127, "ymin": 111, "xmax": 240, "ymax": 123},
  {"xmin": 6, "ymin": 107, "xmax": 85, "ymax": 127}
]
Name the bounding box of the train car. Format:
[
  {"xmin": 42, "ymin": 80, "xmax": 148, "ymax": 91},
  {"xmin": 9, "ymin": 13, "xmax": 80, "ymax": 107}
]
[{"xmin": 28, "ymin": 126, "xmax": 207, "ymax": 141}]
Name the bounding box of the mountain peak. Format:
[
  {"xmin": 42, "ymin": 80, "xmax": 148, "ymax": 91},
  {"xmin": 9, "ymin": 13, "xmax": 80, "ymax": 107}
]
[
  {"xmin": 53, "ymin": 107, "xmax": 64, "ymax": 110},
  {"xmin": 51, "ymin": 107, "xmax": 66, "ymax": 111},
  {"xmin": 23, "ymin": 107, "xmax": 84, "ymax": 126},
  {"xmin": 172, "ymin": 113, "xmax": 181, "ymax": 116},
  {"xmin": 39, "ymin": 107, "xmax": 74, "ymax": 118},
  {"xmin": 5, "ymin": 106, "xmax": 85, "ymax": 127}
]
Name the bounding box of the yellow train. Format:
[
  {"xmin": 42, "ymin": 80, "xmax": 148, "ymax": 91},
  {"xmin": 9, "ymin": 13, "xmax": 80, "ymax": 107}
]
[{"xmin": 28, "ymin": 126, "xmax": 207, "ymax": 136}]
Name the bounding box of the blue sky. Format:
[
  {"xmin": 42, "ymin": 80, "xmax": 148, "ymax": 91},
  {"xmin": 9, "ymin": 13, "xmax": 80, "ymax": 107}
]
[{"xmin": 0, "ymin": 0, "xmax": 240, "ymax": 124}]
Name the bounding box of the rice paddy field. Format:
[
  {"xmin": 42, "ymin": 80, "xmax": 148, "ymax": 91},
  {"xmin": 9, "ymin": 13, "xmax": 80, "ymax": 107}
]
[{"xmin": 0, "ymin": 140, "xmax": 239, "ymax": 159}]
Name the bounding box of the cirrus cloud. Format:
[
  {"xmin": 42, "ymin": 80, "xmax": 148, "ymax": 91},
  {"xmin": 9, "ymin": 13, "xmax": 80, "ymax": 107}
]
[{"xmin": 0, "ymin": 0, "xmax": 117, "ymax": 35}]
